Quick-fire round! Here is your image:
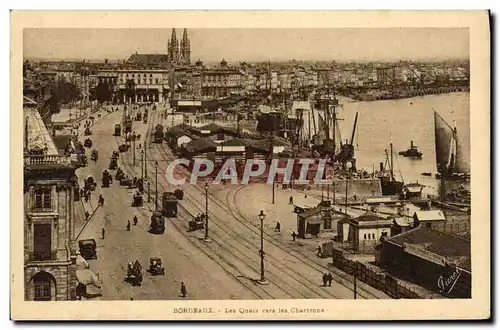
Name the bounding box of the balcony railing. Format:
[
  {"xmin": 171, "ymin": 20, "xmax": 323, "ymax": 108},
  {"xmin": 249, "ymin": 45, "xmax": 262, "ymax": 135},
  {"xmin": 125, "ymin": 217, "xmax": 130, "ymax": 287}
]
[
  {"xmin": 24, "ymin": 155, "xmax": 71, "ymax": 166},
  {"xmin": 28, "ymin": 251, "xmax": 58, "ymax": 261}
]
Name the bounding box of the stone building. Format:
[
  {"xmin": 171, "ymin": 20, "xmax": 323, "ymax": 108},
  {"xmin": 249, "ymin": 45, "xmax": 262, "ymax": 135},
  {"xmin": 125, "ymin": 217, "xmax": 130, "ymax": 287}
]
[{"xmin": 24, "ymin": 107, "xmax": 78, "ymax": 301}]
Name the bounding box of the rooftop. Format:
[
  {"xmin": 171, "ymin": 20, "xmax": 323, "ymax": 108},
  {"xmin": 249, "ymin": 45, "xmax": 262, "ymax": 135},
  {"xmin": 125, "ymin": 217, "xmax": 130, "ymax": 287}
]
[
  {"xmin": 182, "ymin": 138, "xmax": 217, "ymax": 154},
  {"xmin": 414, "ymin": 210, "xmax": 446, "ymax": 221},
  {"xmin": 24, "ymin": 107, "xmax": 58, "ymax": 156},
  {"xmin": 387, "ymin": 226, "xmax": 471, "ymax": 272}
]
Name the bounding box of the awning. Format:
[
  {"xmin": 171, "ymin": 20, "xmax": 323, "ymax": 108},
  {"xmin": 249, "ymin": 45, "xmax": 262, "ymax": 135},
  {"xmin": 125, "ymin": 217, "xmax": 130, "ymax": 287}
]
[
  {"xmin": 307, "ymin": 217, "xmax": 322, "ymax": 225},
  {"xmin": 76, "ymin": 269, "xmax": 102, "ymax": 287},
  {"xmin": 76, "ymin": 255, "xmax": 90, "ymax": 270}
]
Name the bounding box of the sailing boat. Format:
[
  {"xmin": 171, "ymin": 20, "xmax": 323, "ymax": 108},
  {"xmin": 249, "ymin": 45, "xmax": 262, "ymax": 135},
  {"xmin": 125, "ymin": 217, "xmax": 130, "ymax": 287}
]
[{"xmin": 434, "ymin": 110, "xmax": 470, "ymax": 181}]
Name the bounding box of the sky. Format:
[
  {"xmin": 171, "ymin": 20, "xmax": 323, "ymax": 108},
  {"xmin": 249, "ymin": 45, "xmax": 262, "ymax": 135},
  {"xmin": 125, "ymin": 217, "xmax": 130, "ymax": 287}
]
[{"xmin": 23, "ymin": 28, "xmax": 469, "ymax": 63}]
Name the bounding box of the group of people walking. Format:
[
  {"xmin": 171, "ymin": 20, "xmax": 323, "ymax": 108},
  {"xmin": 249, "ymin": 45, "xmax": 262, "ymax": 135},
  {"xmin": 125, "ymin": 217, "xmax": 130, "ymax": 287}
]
[{"xmin": 322, "ymin": 273, "xmax": 334, "ymax": 287}]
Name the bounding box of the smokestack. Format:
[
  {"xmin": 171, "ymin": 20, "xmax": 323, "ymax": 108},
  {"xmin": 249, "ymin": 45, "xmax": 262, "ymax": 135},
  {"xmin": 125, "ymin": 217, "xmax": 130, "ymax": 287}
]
[
  {"xmin": 380, "ymin": 162, "xmax": 384, "ymax": 172},
  {"xmin": 411, "ymin": 140, "xmax": 414, "ymax": 148}
]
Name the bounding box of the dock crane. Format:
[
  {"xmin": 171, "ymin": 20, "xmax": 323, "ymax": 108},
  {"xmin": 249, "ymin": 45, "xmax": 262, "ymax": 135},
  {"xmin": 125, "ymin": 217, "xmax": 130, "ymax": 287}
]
[{"xmin": 408, "ymin": 63, "xmax": 425, "ymax": 90}]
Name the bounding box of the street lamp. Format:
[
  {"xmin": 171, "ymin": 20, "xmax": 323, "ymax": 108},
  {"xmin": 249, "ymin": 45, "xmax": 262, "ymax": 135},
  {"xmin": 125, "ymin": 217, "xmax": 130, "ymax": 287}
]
[
  {"xmin": 155, "ymin": 161, "xmax": 158, "ymax": 210},
  {"xmin": 258, "ymin": 210, "xmax": 268, "ymax": 285},
  {"xmin": 203, "ymin": 182, "xmax": 211, "ymax": 242},
  {"xmin": 144, "ymin": 143, "xmax": 148, "ymax": 179},
  {"xmin": 132, "ymin": 132, "xmax": 136, "ymax": 165},
  {"xmin": 140, "ymin": 150, "xmax": 144, "ymax": 180},
  {"xmin": 345, "ymin": 161, "xmax": 352, "ymax": 215}
]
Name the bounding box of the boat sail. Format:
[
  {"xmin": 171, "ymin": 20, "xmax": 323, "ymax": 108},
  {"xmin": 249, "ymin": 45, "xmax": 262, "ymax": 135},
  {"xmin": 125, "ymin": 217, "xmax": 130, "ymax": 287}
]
[{"xmin": 434, "ymin": 110, "xmax": 469, "ymax": 177}]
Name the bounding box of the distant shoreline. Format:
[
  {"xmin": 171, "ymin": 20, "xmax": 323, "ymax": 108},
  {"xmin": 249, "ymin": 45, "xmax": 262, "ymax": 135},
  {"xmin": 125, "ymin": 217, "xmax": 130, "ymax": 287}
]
[{"xmin": 341, "ymin": 86, "xmax": 470, "ymax": 102}]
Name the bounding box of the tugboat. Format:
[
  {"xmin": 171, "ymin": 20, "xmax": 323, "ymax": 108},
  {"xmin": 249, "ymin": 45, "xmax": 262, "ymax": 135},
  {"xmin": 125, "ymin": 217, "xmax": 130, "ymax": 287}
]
[
  {"xmin": 398, "ymin": 141, "xmax": 423, "ymax": 159},
  {"xmin": 378, "ymin": 143, "xmax": 404, "ymax": 196}
]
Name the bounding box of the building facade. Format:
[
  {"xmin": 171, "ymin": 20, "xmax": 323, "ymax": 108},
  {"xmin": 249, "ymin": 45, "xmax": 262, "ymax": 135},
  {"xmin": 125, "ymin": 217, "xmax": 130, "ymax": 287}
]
[
  {"xmin": 114, "ymin": 68, "xmax": 170, "ymax": 104},
  {"xmin": 24, "ymin": 108, "xmax": 78, "ymax": 301}
]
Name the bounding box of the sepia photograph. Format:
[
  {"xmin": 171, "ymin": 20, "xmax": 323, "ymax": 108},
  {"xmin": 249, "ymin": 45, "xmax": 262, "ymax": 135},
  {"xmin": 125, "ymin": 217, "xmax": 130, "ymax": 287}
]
[{"xmin": 10, "ymin": 10, "xmax": 490, "ymax": 320}]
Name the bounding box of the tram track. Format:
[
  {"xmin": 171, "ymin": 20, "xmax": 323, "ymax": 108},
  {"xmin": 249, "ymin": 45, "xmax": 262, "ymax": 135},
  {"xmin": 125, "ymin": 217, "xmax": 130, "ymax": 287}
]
[
  {"xmin": 228, "ymin": 184, "xmax": 389, "ymax": 299},
  {"xmin": 153, "ymin": 144, "xmax": 367, "ymax": 299},
  {"xmin": 117, "ymin": 109, "xmax": 385, "ymax": 299},
  {"xmin": 155, "ymin": 141, "xmax": 385, "ymax": 299},
  {"xmin": 114, "ymin": 111, "xmax": 274, "ymax": 300}
]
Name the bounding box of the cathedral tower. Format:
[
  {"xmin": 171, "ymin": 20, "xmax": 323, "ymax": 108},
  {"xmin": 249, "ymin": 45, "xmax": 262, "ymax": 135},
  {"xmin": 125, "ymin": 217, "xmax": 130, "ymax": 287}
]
[
  {"xmin": 179, "ymin": 28, "xmax": 191, "ymax": 65},
  {"xmin": 168, "ymin": 28, "xmax": 179, "ymax": 64}
]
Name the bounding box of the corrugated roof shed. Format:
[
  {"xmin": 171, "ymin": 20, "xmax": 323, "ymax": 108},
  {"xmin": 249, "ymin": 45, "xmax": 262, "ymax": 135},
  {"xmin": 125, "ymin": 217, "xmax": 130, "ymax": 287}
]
[{"xmin": 387, "ymin": 226, "xmax": 471, "ymax": 269}]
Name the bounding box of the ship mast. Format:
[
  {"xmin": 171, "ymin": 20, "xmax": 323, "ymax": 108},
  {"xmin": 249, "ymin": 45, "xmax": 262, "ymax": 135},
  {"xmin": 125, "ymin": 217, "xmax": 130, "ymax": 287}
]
[
  {"xmin": 332, "ymin": 87, "xmax": 337, "ymax": 156},
  {"xmin": 390, "ymin": 143, "xmax": 394, "ymax": 181}
]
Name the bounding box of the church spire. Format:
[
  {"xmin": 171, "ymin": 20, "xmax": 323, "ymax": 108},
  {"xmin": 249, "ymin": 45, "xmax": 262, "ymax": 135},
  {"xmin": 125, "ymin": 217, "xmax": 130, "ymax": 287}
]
[{"xmin": 171, "ymin": 28, "xmax": 177, "ymax": 43}]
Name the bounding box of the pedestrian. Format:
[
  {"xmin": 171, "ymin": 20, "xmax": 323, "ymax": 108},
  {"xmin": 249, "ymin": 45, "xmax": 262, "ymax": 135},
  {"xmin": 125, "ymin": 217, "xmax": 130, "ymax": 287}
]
[
  {"xmin": 98, "ymin": 194, "xmax": 104, "ymax": 206},
  {"xmin": 101, "ymin": 227, "xmax": 105, "ymax": 239},
  {"xmin": 275, "ymin": 222, "xmax": 281, "ymax": 232},
  {"xmin": 127, "ymin": 220, "xmax": 131, "ymax": 231},
  {"xmin": 133, "ymin": 215, "xmax": 138, "ymax": 226},
  {"xmin": 317, "ymin": 246, "xmax": 322, "ymax": 257},
  {"xmin": 289, "ymin": 196, "xmax": 294, "ymax": 205},
  {"xmin": 180, "ymin": 282, "xmax": 187, "ymax": 298},
  {"xmin": 85, "ymin": 211, "xmax": 90, "ymax": 220},
  {"xmin": 322, "ymin": 273, "xmax": 328, "ymax": 287},
  {"xmin": 327, "ymin": 273, "xmax": 333, "ymax": 287},
  {"xmin": 291, "ymin": 231, "xmax": 297, "ymax": 242},
  {"xmin": 305, "ymin": 195, "xmax": 307, "ymax": 199}
]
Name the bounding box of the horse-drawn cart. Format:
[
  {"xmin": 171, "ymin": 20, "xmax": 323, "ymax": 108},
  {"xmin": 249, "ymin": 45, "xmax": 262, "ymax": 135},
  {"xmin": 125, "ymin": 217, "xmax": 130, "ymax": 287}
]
[
  {"xmin": 84, "ymin": 176, "xmax": 97, "ymax": 191},
  {"xmin": 125, "ymin": 260, "xmax": 144, "ymax": 286},
  {"xmin": 84, "ymin": 138, "xmax": 93, "ymax": 148},
  {"xmin": 188, "ymin": 213, "xmax": 206, "ymax": 231},
  {"xmin": 132, "ymin": 192, "xmax": 143, "ymax": 207},
  {"xmin": 102, "ymin": 170, "xmax": 112, "ymax": 187},
  {"xmin": 149, "ymin": 257, "xmax": 165, "ymax": 276},
  {"xmin": 91, "ymin": 149, "xmax": 99, "ymax": 162}
]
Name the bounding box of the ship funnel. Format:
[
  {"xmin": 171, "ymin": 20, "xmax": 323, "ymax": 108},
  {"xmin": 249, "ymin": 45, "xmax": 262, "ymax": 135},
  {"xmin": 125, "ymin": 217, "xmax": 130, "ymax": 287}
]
[
  {"xmin": 380, "ymin": 162, "xmax": 384, "ymax": 171},
  {"xmin": 411, "ymin": 140, "xmax": 414, "ymax": 148}
]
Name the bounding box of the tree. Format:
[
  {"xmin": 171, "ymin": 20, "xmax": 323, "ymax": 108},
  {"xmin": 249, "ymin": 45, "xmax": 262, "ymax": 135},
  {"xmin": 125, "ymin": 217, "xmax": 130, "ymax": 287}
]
[{"xmin": 96, "ymin": 81, "xmax": 112, "ymax": 103}]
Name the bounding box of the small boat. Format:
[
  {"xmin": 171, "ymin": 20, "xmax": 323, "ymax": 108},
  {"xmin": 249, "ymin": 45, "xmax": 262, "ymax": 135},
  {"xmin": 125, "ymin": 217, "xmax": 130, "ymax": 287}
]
[
  {"xmin": 398, "ymin": 141, "xmax": 423, "ymax": 159},
  {"xmin": 421, "ymin": 172, "xmax": 433, "ymax": 177}
]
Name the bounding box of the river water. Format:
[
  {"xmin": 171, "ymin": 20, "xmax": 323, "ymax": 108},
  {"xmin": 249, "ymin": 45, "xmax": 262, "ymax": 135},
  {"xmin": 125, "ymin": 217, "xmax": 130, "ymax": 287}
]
[{"xmin": 303, "ymin": 92, "xmax": 470, "ymax": 195}]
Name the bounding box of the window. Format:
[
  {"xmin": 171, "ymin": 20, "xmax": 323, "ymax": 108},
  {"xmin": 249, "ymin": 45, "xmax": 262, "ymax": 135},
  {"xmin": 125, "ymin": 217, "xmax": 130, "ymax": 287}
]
[
  {"xmin": 132, "ymin": 74, "xmax": 135, "ymax": 77},
  {"xmin": 323, "ymin": 217, "xmax": 332, "ymax": 230},
  {"xmin": 34, "ymin": 187, "xmax": 51, "ymax": 209},
  {"xmin": 155, "ymin": 78, "xmax": 159, "ymax": 84},
  {"xmin": 363, "ymin": 234, "xmax": 367, "ymax": 239},
  {"xmin": 33, "ymin": 224, "xmax": 52, "ymax": 260},
  {"xmin": 33, "ymin": 272, "xmax": 52, "ymax": 301},
  {"xmin": 149, "ymin": 79, "xmax": 152, "ymax": 84},
  {"xmin": 150, "ymin": 74, "xmax": 153, "ymax": 77}
]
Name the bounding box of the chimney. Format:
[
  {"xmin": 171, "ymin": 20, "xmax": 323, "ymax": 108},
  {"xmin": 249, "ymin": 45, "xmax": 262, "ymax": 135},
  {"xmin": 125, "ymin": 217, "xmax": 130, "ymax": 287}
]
[{"xmin": 379, "ymin": 162, "xmax": 384, "ymax": 172}]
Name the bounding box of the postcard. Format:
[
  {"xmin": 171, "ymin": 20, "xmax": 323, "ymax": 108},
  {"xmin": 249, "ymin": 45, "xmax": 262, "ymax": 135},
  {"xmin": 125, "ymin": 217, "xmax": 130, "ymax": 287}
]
[{"xmin": 11, "ymin": 10, "xmax": 490, "ymax": 320}]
